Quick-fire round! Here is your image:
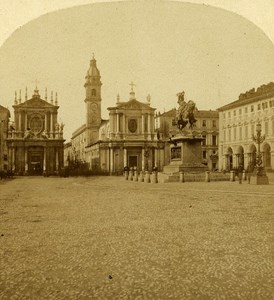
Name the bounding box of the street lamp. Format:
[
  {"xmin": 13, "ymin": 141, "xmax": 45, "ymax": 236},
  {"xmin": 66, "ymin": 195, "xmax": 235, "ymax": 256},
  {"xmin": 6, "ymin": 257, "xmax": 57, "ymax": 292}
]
[{"xmin": 252, "ymin": 123, "xmax": 269, "ymax": 184}]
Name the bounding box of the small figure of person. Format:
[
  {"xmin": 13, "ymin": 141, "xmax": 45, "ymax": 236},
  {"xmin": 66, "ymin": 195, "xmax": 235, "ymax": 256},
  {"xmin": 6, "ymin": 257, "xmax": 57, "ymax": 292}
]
[
  {"xmin": 238, "ymin": 164, "xmax": 243, "ymax": 184},
  {"xmin": 246, "ymin": 162, "xmax": 253, "ymax": 184}
]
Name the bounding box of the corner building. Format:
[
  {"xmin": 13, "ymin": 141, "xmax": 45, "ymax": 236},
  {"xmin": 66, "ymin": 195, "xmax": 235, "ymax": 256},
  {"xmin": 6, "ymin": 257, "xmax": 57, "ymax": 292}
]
[{"xmin": 218, "ymin": 82, "xmax": 274, "ymax": 171}]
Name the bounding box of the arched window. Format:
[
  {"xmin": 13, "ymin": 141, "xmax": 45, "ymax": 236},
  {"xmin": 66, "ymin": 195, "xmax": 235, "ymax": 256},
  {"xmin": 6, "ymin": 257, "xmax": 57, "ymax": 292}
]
[{"xmin": 91, "ymin": 89, "xmax": 96, "ymax": 96}]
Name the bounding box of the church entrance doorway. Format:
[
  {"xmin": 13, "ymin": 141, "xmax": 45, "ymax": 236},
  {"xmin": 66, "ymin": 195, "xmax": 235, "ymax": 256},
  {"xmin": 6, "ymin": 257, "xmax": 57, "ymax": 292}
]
[
  {"xmin": 128, "ymin": 155, "xmax": 138, "ymax": 169},
  {"xmin": 28, "ymin": 146, "xmax": 44, "ymax": 175}
]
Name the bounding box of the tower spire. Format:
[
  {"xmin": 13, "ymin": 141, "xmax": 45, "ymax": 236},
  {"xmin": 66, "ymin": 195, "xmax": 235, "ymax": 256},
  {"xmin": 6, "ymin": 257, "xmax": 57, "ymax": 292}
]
[
  {"xmin": 55, "ymin": 92, "xmax": 58, "ymax": 106},
  {"xmin": 25, "ymin": 87, "xmax": 28, "ymax": 101},
  {"xmin": 19, "ymin": 89, "xmax": 22, "ymax": 104},
  {"xmin": 51, "ymin": 91, "xmax": 53, "ymax": 104},
  {"xmin": 45, "ymin": 88, "xmax": 48, "ymax": 101},
  {"xmin": 14, "ymin": 91, "xmax": 18, "ymax": 105}
]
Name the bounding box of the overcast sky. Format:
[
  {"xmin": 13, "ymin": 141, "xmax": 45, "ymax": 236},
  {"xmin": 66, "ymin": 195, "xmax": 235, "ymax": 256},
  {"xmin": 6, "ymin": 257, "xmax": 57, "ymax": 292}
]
[{"xmin": 0, "ymin": 0, "xmax": 273, "ymax": 140}]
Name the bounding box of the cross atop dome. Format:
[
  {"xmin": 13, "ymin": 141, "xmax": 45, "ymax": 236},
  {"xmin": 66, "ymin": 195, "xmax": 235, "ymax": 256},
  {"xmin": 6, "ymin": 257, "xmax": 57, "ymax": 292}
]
[{"xmin": 129, "ymin": 81, "xmax": 136, "ymax": 100}]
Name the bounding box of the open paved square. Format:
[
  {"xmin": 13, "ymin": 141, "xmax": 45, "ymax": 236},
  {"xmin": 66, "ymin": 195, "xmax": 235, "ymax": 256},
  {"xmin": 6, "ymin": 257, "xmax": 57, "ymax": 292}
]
[{"xmin": 0, "ymin": 176, "xmax": 273, "ymax": 299}]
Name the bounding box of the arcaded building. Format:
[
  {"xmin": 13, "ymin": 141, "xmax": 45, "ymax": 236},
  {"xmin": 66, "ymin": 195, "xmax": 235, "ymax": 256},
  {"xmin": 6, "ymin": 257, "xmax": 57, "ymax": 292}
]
[
  {"xmin": 6, "ymin": 89, "xmax": 65, "ymax": 175},
  {"xmin": 218, "ymin": 82, "xmax": 274, "ymax": 171}
]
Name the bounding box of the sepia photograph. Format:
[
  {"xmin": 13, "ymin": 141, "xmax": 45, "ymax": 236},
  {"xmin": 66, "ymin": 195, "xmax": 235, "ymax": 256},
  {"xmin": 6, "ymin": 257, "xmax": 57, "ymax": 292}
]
[{"xmin": 0, "ymin": 0, "xmax": 273, "ymax": 298}]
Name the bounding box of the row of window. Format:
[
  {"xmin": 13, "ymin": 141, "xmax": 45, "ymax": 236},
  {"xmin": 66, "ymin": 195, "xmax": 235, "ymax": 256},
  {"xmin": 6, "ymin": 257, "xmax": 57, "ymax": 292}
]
[
  {"xmin": 202, "ymin": 119, "xmax": 217, "ymax": 128},
  {"xmin": 201, "ymin": 135, "xmax": 218, "ymax": 146},
  {"xmin": 223, "ymin": 120, "xmax": 273, "ymax": 142},
  {"xmin": 223, "ymin": 99, "xmax": 274, "ymax": 118}
]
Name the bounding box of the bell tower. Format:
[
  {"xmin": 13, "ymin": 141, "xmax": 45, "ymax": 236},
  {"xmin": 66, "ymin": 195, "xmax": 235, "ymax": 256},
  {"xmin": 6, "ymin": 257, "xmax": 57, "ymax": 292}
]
[{"xmin": 84, "ymin": 54, "xmax": 102, "ymax": 145}]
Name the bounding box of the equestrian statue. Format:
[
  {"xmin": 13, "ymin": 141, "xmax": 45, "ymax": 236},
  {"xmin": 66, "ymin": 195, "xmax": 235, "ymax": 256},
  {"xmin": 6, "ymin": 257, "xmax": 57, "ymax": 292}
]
[{"xmin": 175, "ymin": 91, "xmax": 197, "ymax": 130}]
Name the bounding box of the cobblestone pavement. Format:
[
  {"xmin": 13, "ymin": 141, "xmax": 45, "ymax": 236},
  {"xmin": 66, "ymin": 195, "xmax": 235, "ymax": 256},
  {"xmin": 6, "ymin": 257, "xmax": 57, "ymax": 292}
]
[{"xmin": 0, "ymin": 176, "xmax": 273, "ymax": 300}]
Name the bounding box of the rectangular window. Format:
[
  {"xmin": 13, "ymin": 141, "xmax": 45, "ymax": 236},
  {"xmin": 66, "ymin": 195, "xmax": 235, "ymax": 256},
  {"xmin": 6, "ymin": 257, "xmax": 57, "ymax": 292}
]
[
  {"xmin": 212, "ymin": 135, "xmax": 217, "ymax": 146},
  {"xmin": 265, "ymin": 121, "xmax": 269, "ymax": 136},
  {"xmin": 202, "ymin": 120, "xmax": 206, "ymax": 127},
  {"xmin": 212, "ymin": 120, "xmax": 216, "ymax": 127},
  {"xmin": 245, "ymin": 107, "xmax": 248, "ymax": 113},
  {"xmin": 239, "ymin": 109, "xmax": 242, "ymax": 115},
  {"xmin": 239, "ymin": 127, "xmax": 242, "ymax": 140},
  {"xmin": 228, "ymin": 129, "xmax": 231, "ymax": 142},
  {"xmin": 233, "ymin": 110, "xmax": 236, "ymax": 116},
  {"xmin": 203, "ymin": 151, "xmax": 207, "ymax": 159},
  {"xmin": 223, "ymin": 130, "xmax": 226, "ymax": 142},
  {"xmin": 223, "ymin": 113, "xmax": 226, "ymax": 119},
  {"xmin": 258, "ymin": 103, "xmax": 261, "ymax": 110},
  {"xmin": 245, "ymin": 126, "xmax": 248, "ymax": 139},
  {"xmin": 233, "ymin": 128, "xmax": 237, "ymax": 141},
  {"xmin": 251, "ymin": 105, "xmax": 254, "ymax": 112},
  {"xmin": 202, "ymin": 135, "xmax": 206, "ymax": 146},
  {"xmin": 251, "ymin": 124, "xmax": 255, "ymax": 135},
  {"xmin": 228, "ymin": 112, "xmax": 231, "ymax": 118}
]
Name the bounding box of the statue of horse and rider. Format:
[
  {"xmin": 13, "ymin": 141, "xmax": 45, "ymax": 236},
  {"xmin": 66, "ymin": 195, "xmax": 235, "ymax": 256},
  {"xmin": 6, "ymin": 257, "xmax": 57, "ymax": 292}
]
[{"xmin": 175, "ymin": 91, "xmax": 197, "ymax": 130}]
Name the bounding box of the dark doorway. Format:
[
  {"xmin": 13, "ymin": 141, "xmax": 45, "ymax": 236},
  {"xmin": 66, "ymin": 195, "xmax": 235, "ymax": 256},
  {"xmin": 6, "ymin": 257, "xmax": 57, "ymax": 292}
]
[
  {"xmin": 28, "ymin": 147, "xmax": 44, "ymax": 175},
  {"xmin": 128, "ymin": 155, "xmax": 138, "ymax": 169}
]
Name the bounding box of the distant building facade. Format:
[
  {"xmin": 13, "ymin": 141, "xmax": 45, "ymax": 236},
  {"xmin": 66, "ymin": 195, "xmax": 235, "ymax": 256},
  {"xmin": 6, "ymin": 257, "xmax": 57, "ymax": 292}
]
[
  {"xmin": 218, "ymin": 82, "xmax": 274, "ymax": 171},
  {"xmin": 6, "ymin": 89, "xmax": 65, "ymax": 175},
  {"xmin": 0, "ymin": 105, "xmax": 10, "ymax": 172},
  {"xmin": 155, "ymin": 109, "xmax": 219, "ymax": 170}
]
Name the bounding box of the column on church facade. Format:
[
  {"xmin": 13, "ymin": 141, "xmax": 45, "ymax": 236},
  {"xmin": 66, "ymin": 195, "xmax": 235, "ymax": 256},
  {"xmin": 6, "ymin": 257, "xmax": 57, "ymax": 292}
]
[
  {"xmin": 123, "ymin": 148, "xmax": 127, "ymax": 167},
  {"xmin": 43, "ymin": 148, "xmax": 47, "ymax": 172},
  {"xmin": 123, "ymin": 114, "xmax": 126, "ymax": 134},
  {"xmin": 8, "ymin": 147, "xmax": 11, "ymax": 170},
  {"xmin": 18, "ymin": 111, "xmax": 22, "ymax": 132},
  {"xmin": 154, "ymin": 147, "xmax": 158, "ymax": 168},
  {"xmin": 110, "ymin": 148, "xmax": 114, "ymax": 173},
  {"xmin": 116, "ymin": 113, "xmax": 119, "ymax": 133},
  {"xmin": 148, "ymin": 114, "xmax": 151, "ymax": 140},
  {"xmin": 141, "ymin": 114, "xmax": 144, "ymax": 134},
  {"xmin": 12, "ymin": 147, "xmax": 15, "ymax": 171},
  {"xmin": 50, "ymin": 113, "xmax": 53, "ymax": 137},
  {"xmin": 25, "ymin": 112, "xmax": 28, "ymax": 131},
  {"xmin": 45, "ymin": 112, "xmax": 48, "ymax": 133},
  {"xmin": 24, "ymin": 149, "xmax": 28, "ymax": 172},
  {"xmin": 141, "ymin": 148, "xmax": 145, "ymax": 171}
]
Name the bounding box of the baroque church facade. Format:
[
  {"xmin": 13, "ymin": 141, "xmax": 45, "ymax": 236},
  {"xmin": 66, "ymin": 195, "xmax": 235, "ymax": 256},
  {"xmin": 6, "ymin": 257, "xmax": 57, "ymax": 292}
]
[{"xmin": 6, "ymin": 89, "xmax": 65, "ymax": 175}]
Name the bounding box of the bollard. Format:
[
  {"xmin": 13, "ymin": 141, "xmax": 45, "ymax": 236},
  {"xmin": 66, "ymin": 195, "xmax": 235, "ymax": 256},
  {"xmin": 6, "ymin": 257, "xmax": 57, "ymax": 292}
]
[
  {"xmin": 144, "ymin": 171, "xmax": 150, "ymax": 183},
  {"xmin": 124, "ymin": 171, "xmax": 128, "ymax": 180},
  {"xmin": 230, "ymin": 170, "xmax": 235, "ymax": 182},
  {"xmin": 138, "ymin": 171, "xmax": 144, "ymax": 182},
  {"xmin": 151, "ymin": 172, "xmax": 158, "ymax": 183},
  {"xmin": 205, "ymin": 171, "xmax": 210, "ymax": 182},
  {"xmin": 133, "ymin": 171, "xmax": 138, "ymax": 181},
  {"xmin": 128, "ymin": 170, "xmax": 133, "ymax": 181},
  {"xmin": 179, "ymin": 171, "xmax": 184, "ymax": 183}
]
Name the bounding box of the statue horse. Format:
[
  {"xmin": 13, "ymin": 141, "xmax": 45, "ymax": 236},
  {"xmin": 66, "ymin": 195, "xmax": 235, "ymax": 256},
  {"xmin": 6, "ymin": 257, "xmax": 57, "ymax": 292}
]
[{"xmin": 176, "ymin": 100, "xmax": 197, "ymax": 130}]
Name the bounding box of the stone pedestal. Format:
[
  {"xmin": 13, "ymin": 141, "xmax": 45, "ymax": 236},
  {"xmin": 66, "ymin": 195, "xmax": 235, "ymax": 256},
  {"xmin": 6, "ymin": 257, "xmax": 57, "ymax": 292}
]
[{"xmin": 159, "ymin": 134, "xmax": 207, "ymax": 182}]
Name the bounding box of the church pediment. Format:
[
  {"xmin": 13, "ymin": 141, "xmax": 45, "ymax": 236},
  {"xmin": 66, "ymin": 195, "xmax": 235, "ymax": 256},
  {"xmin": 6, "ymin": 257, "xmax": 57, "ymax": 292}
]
[
  {"xmin": 117, "ymin": 99, "xmax": 154, "ymax": 110},
  {"xmin": 17, "ymin": 97, "xmax": 55, "ymax": 108}
]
